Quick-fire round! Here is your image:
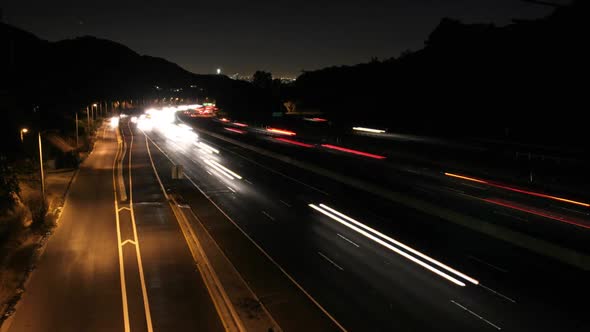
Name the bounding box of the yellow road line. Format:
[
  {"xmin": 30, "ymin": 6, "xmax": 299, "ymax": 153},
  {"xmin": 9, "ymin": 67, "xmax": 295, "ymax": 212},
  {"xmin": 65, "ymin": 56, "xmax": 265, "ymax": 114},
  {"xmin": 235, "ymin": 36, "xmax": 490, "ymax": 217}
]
[
  {"xmin": 144, "ymin": 132, "xmax": 243, "ymax": 332},
  {"xmin": 112, "ymin": 126, "xmax": 131, "ymax": 332},
  {"xmin": 126, "ymin": 121, "xmax": 154, "ymax": 332}
]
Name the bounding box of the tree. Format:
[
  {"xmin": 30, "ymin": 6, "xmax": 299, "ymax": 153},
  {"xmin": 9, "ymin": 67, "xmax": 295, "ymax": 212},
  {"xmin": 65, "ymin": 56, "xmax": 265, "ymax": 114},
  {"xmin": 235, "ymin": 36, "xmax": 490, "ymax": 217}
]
[
  {"xmin": 0, "ymin": 156, "xmax": 20, "ymax": 209},
  {"xmin": 252, "ymin": 70, "xmax": 273, "ymax": 90}
]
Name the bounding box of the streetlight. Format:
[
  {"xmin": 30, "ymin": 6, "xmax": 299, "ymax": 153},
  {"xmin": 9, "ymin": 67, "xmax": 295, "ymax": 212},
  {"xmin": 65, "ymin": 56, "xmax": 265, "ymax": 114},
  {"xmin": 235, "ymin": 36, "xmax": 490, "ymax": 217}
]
[
  {"xmin": 38, "ymin": 132, "xmax": 45, "ymax": 202},
  {"xmin": 75, "ymin": 112, "xmax": 79, "ymax": 148},
  {"xmin": 20, "ymin": 128, "xmax": 29, "ymax": 143},
  {"xmin": 216, "ymin": 68, "xmax": 221, "ymax": 75},
  {"xmin": 20, "ymin": 127, "xmax": 45, "ymax": 201}
]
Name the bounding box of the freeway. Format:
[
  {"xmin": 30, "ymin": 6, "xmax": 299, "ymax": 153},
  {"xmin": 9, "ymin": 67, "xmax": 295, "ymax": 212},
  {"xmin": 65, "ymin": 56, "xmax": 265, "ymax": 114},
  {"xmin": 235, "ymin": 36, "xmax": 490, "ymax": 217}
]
[
  {"xmin": 185, "ymin": 117, "xmax": 590, "ymax": 252},
  {"xmin": 139, "ymin": 113, "xmax": 590, "ymax": 331},
  {"xmin": 4, "ymin": 122, "xmax": 224, "ymax": 332}
]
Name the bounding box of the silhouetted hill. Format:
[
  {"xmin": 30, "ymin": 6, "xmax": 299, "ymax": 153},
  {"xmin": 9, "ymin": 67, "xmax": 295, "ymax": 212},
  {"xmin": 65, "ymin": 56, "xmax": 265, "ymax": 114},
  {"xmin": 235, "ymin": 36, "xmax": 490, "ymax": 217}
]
[
  {"xmin": 0, "ymin": 24, "xmax": 226, "ymax": 104},
  {"xmin": 1, "ymin": 23, "xmax": 268, "ymax": 153},
  {"xmin": 294, "ymin": 1, "xmax": 588, "ymax": 147}
]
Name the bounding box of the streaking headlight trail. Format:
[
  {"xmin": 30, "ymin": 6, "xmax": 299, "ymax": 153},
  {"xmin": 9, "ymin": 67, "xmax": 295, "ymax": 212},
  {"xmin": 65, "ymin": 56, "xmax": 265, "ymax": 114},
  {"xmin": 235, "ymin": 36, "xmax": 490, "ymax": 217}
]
[
  {"xmin": 201, "ymin": 157, "xmax": 242, "ymax": 180},
  {"xmin": 309, "ymin": 204, "xmax": 479, "ymax": 286},
  {"xmin": 353, "ymin": 127, "xmax": 386, "ymax": 134}
]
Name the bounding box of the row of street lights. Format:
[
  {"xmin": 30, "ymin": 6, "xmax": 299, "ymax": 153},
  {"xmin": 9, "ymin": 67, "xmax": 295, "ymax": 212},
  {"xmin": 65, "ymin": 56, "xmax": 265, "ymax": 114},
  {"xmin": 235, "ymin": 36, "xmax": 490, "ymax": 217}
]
[{"xmin": 19, "ymin": 100, "xmax": 107, "ymax": 203}]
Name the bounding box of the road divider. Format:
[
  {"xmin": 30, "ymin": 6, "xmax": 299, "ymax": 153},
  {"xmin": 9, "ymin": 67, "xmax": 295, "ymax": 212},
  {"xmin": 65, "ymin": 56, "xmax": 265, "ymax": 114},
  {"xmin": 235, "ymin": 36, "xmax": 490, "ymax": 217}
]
[{"xmin": 144, "ymin": 132, "xmax": 282, "ymax": 332}]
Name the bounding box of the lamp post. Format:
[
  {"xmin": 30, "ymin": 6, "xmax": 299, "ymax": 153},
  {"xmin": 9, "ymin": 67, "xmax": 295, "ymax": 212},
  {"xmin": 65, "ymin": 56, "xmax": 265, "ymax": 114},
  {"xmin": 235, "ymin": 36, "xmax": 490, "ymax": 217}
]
[
  {"xmin": 20, "ymin": 128, "xmax": 29, "ymax": 143},
  {"xmin": 38, "ymin": 132, "xmax": 45, "ymax": 201},
  {"xmin": 20, "ymin": 128, "xmax": 45, "ymax": 201},
  {"xmin": 75, "ymin": 112, "xmax": 79, "ymax": 148}
]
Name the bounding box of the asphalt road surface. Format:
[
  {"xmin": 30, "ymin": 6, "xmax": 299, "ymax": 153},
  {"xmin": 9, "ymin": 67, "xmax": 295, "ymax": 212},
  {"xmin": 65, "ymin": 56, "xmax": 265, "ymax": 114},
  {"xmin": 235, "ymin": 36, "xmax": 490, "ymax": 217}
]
[
  {"xmin": 141, "ymin": 117, "xmax": 590, "ymax": 332},
  {"xmin": 5, "ymin": 123, "xmax": 224, "ymax": 332}
]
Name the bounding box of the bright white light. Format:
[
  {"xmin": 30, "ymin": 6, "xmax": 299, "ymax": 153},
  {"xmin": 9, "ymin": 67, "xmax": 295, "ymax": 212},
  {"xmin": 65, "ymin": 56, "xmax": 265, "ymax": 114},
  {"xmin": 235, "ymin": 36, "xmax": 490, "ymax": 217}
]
[
  {"xmin": 174, "ymin": 124, "xmax": 198, "ymax": 142},
  {"xmin": 110, "ymin": 116, "xmax": 120, "ymax": 128},
  {"xmin": 216, "ymin": 68, "xmax": 221, "ymax": 75},
  {"xmin": 202, "ymin": 158, "xmax": 234, "ymax": 180},
  {"xmin": 137, "ymin": 118, "xmax": 152, "ymax": 131},
  {"xmin": 309, "ymin": 204, "xmax": 468, "ymax": 286},
  {"xmin": 318, "ymin": 204, "xmax": 479, "ymax": 285},
  {"xmin": 353, "ymin": 127, "xmax": 386, "ymax": 134},
  {"xmin": 131, "ymin": 116, "xmax": 138, "ymax": 123},
  {"xmin": 196, "ymin": 142, "xmax": 219, "ymax": 154},
  {"xmin": 208, "ymin": 159, "xmax": 242, "ymax": 179}
]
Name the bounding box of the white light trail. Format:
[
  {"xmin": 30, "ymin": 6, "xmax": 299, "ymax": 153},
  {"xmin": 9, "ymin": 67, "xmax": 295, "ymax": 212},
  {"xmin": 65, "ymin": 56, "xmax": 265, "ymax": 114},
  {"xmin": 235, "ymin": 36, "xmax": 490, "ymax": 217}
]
[
  {"xmin": 309, "ymin": 204, "xmax": 468, "ymax": 286},
  {"xmin": 353, "ymin": 127, "xmax": 386, "ymax": 134},
  {"xmin": 207, "ymin": 159, "xmax": 242, "ymax": 179},
  {"xmin": 202, "ymin": 159, "xmax": 234, "ymax": 180},
  {"xmin": 318, "ymin": 204, "xmax": 479, "ymax": 285},
  {"xmin": 197, "ymin": 142, "xmax": 219, "ymax": 154}
]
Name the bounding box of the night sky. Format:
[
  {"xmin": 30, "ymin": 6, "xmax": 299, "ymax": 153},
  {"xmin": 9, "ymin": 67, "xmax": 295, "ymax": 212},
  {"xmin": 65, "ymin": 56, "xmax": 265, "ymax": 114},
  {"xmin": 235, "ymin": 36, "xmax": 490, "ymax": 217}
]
[{"xmin": 3, "ymin": 0, "xmax": 567, "ymax": 77}]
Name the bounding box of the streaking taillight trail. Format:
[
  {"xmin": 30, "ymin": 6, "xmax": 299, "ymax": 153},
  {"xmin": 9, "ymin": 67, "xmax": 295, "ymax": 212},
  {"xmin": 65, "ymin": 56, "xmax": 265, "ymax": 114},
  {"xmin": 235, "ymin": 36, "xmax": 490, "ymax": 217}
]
[
  {"xmin": 321, "ymin": 144, "xmax": 386, "ymax": 160},
  {"xmin": 445, "ymin": 172, "xmax": 589, "ymax": 207}
]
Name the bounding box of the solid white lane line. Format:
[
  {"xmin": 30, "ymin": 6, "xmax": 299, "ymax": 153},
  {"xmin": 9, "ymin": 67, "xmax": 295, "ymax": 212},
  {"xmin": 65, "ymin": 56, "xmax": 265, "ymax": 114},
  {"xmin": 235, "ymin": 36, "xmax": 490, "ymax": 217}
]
[
  {"xmin": 318, "ymin": 252, "xmax": 344, "ymax": 271},
  {"xmin": 479, "ymin": 284, "xmax": 517, "ymax": 303},
  {"xmin": 127, "ymin": 122, "xmax": 154, "ymax": 332},
  {"xmin": 145, "ymin": 133, "xmax": 243, "ymax": 331},
  {"xmin": 206, "ymin": 171, "xmax": 213, "ymax": 175},
  {"xmin": 450, "ymin": 300, "xmax": 502, "ymax": 330},
  {"xmin": 244, "ymin": 179, "xmax": 253, "ymax": 185},
  {"xmin": 310, "ymin": 204, "xmax": 466, "ymax": 286},
  {"xmin": 261, "ymin": 211, "xmax": 275, "ymax": 221},
  {"xmin": 279, "ymin": 200, "xmax": 292, "ymax": 207},
  {"xmin": 336, "ymin": 233, "xmax": 360, "ymax": 248},
  {"xmin": 146, "ymin": 131, "xmax": 349, "ymax": 332},
  {"xmin": 227, "ymin": 186, "xmax": 236, "ymax": 193},
  {"xmin": 468, "ymin": 255, "xmax": 508, "ymax": 273},
  {"xmin": 317, "ymin": 204, "xmax": 479, "ymax": 285}
]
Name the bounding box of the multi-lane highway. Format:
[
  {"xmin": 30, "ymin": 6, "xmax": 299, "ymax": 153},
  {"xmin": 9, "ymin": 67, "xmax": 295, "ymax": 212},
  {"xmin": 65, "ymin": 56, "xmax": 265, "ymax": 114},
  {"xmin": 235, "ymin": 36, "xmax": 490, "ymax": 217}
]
[
  {"xmin": 184, "ymin": 116, "xmax": 590, "ymax": 252},
  {"xmin": 137, "ymin": 110, "xmax": 590, "ymax": 331}
]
